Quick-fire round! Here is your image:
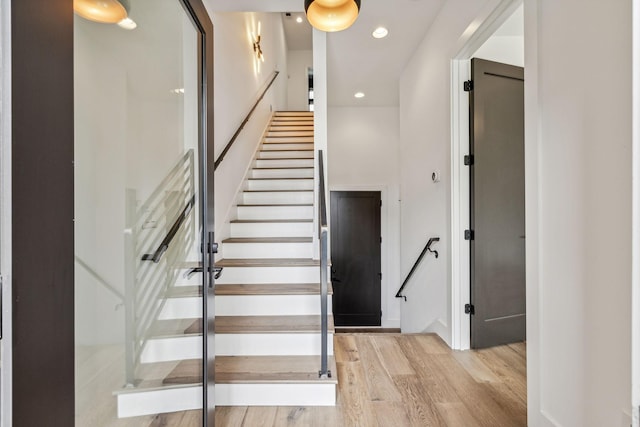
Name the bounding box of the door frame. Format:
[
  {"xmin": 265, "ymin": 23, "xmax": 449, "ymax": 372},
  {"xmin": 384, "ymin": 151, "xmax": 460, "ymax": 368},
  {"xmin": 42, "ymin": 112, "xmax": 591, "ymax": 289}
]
[
  {"xmin": 329, "ymin": 185, "xmax": 399, "ymax": 328},
  {"xmin": 450, "ymin": 0, "xmax": 522, "ymax": 350},
  {"xmin": 0, "ymin": 0, "xmax": 12, "ymax": 424},
  {"xmin": 632, "ymin": 0, "xmax": 640, "ymax": 424}
]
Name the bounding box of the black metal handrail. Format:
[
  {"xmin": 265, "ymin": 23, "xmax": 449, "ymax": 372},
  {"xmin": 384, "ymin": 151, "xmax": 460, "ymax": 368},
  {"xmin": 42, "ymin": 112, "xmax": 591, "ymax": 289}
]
[
  {"xmin": 318, "ymin": 150, "xmax": 330, "ymax": 379},
  {"xmin": 142, "ymin": 194, "xmax": 196, "ymax": 263},
  {"xmin": 213, "ymin": 71, "xmax": 280, "ymax": 170},
  {"xmin": 395, "ymin": 237, "xmax": 440, "ymax": 301}
]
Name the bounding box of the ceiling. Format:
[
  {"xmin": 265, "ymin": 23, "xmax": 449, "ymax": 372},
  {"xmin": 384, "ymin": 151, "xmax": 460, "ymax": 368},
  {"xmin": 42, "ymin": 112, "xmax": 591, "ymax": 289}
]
[
  {"xmin": 205, "ymin": 0, "xmax": 449, "ymax": 107},
  {"xmin": 281, "ymin": 12, "xmax": 313, "ymax": 50}
]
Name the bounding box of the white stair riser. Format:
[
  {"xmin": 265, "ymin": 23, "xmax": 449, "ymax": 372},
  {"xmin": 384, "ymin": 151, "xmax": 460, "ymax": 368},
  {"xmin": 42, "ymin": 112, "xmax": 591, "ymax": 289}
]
[
  {"xmin": 243, "ymin": 191, "xmax": 313, "ymax": 205},
  {"xmin": 141, "ymin": 335, "xmax": 200, "ymax": 363},
  {"xmin": 215, "ymin": 266, "xmax": 319, "ymax": 284},
  {"xmin": 217, "ymin": 294, "xmax": 330, "ymax": 316},
  {"xmin": 261, "ymin": 143, "xmax": 314, "ymax": 151},
  {"xmin": 251, "ymin": 168, "xmax": 313, "ymax": 179},
  {"xmin": 159, "ymin": 297, "xmax": 201, "ymax": 319},
  {"xmin": 141, "ymin": 332, "xmax": 333, "ymax": 362},
  {"xmin": 274, "ymin": 112, "xmax": 314, "ymax": 117},
  {"xmin": 217, "ymin": 383, "xmax": 335, "ymax": 406},
  {"xmin": 117, "ymin": 383, "xmax": 335, "ymax": 417},
  {"xmin": 267, "ymin": 132, "xmax": 314, "ymax": 139},
  {"xmin": 259, "ymin": 150, "xmax": 314, "ymax": 159},
  {"xmin": 237, "ymin": 205, "xmax": 313, "ymax": 220},
  {"xmin": 117, "ymin": 385, "xmax": 203, "ymax": 418},
  {"xmin": 267, "ymin": 126, "xmax": 314, "ymax": 132},
  {"xmin": 230, "ymin": 221, "xmax": 313, "ymax": 237},
  {"xmin": 269, "ymin": 121, "xmax": 314, "ymax": 126},
  {"xmin": 222, "ymin": 241, "xmax": 313, "ymax": 259},
  {"xmin": 264, "ymin": 136, "xmax": 314, "ymax": 143},
  {"xmin": 216, "ymin": 333, "xmax": 334, "ymax": 356},
  {"xmin": 247, "ymin": 179, "xmax": 313, "ymax": 191},
  {"xmin": 255, "ymin": 158, "xmax": 314, "ymax": 168}
]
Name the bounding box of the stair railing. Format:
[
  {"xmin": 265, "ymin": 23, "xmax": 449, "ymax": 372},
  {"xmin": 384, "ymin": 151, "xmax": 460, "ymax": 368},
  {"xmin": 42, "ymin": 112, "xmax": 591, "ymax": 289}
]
[
  {"xmin": 318, "ymin": 150, "xmax": 331, "ymax": 379},
  {"xmin": 123, "ymin": 149, "xmax": 196, "ymax": 387},
  {"xmin": 395, "ymin": 237, "xmax": 440, "ymax": 301},
  {"xmin": 214, "ymin": 71, "xmax": 280, "ymax": 171}
]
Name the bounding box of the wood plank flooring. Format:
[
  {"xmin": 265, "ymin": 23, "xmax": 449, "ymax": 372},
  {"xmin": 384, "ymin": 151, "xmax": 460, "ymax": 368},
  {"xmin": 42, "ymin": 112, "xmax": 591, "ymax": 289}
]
[{"xmin": 151, "ymin": 333, "xmax": 527, "ymax": 426}]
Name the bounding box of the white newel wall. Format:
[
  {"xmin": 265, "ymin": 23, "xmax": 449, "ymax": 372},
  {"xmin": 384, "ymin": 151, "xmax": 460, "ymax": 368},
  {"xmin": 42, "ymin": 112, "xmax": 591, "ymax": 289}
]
[
  {"xmin": 287, "ymin": 50, "xmax": 312, "ymax": 111},
  {"xmin": 327, "ymin": 107, "xmax": 401, "ymax": 328},
  {"xmin": 525, "ymin": 0, "xmax": 632, "ymax": 425},
  {"xmin": 211, "ymin": 12, "xmax": 288, "ymax": 242}
]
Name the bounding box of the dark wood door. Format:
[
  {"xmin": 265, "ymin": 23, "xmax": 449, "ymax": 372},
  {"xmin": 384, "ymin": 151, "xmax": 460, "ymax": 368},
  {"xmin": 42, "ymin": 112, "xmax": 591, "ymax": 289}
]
[
  {"xmin": 330, "ymin": 191, "xmax": 381, "ymax": 326},
  {"xmin": 469, "ymin": 58, "xmax": 525, "ymax": 349}
]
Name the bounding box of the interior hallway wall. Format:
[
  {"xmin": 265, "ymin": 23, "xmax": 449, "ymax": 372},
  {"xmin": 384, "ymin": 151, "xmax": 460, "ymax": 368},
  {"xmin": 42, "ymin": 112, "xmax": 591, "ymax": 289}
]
[
  {"xmin": 327, "ymin": 106, "xmax": 401, "ymax": 327},
  {"xmin": 525, "ymin": 0, "xmax": 632, "ymax": 425},
  {"xmin": 211, "ymin": 12, "xmax": 288, "ymax": 242}
]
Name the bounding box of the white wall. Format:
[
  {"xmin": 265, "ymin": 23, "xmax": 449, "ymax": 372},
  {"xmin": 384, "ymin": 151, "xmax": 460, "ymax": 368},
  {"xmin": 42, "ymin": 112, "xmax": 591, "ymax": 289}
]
[
  {"xmin": 211, "ymin": 12, "xmax": 288, "ymax": 242},
  {"xmin": 525, "ymin": 0, "xmax": 632, "ymax": 425},
  {"xmin": 287, "ymin": 50, "xmax": 312, "ymax": 111},
  {"xmin": 327, "ymin": 107, "xmax": 401, "ymax": 328},
  {"xmin": 398, "ymin": 0, "xmax": 499, "ymax": 343},
  {"xmin": 473, "ymin": 35, "xmax": 524, "ymax": 67}
]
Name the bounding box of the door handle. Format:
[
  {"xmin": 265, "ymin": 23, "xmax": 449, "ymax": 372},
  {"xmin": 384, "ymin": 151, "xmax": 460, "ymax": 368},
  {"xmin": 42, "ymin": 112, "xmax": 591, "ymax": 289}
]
[{"xmin": 184, "ymin": 266, "xmax": 223, "ymax": 280}]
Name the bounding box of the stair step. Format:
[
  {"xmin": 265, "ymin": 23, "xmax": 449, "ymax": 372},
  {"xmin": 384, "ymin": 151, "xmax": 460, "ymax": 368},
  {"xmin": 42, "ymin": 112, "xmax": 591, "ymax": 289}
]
[
  {"xmin": 164, "ymin": 355, "xmax": 337, "ymax": 385},
  {"xmin": 216, "ymin": 282, "xmax": 332, "ymax": 296},
  {"xmin": 247, "ymin": 178, "xmax": 313, "ymax": 191},
  {"xmin": 264, "ymin": 136, "xmax": 314, "ymax": 143},
  {"xmin": 269, "ymin": 121, "xmax": 314, "ymax": 126},
  {"xmin": 236, "ymin": 204, "xmax": 313, "ymax": 220},
  {"xmin": 251, "ymin": 167, "xmax": 313, "ymax": 179},
  {"xmin": 258, "ymin": 150, "xmax": 314, "ymax": 159},
  {"xmin": 230, "ymin": 219, "xmax": 313, "ymax": 238},
  {"xmin": 267, "ymin": 125, "xmax": 314, "ymax": 131},
  {"xmin": 214, "ymin": 258, "xmax": 320, "ymax": 284},
  {"xmin": 216, "ymin": 258, "xmax": 319, "ymax": 267},
  {"xmin": 221, "ymin": 237, "xmax": 313, "ymax": 259},
  {"xmin": 242, "ymin": 190, "xmax": 314, "ymax": 205},
  {"xmin": 266, "ymin": 131, "xmax": 314, "ymax": 138},
  {"xmin": 255, "ymin": 158, "xmax": 314, "ymax": 168},
  {"xmin": 274, "ymin": 111, "xmax": 314, "ymax": 117},
  {"xmin": 261, "ymin": 142, "xmax": 314, "ymax": 151}
]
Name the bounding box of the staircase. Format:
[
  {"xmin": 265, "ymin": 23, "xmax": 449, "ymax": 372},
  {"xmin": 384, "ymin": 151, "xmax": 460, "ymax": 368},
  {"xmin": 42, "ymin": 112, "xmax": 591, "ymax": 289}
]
[{"xmin": 115, "ymin": 111, "xmax": 337, "ymax": 417}]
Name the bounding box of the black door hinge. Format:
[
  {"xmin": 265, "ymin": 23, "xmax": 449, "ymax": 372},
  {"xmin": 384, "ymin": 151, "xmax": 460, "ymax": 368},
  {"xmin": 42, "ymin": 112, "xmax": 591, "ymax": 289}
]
[
  {"xmin": 465, "ymin": 304, "xmax": 475, "ymax": 315},
  {"xmin": 378, "ymin": 272, "xmax": 382, "ymax": 280},
  {"xmin": 464, "ymin": 229, "xmax": 474, "ymax": 240},
  {"xmin": 464, "ymin": 80, "xmax": 473, "ymax": 92},
  {"xmin": 464, "ymin": 155, "xmax": 474, "ymax": 166}
]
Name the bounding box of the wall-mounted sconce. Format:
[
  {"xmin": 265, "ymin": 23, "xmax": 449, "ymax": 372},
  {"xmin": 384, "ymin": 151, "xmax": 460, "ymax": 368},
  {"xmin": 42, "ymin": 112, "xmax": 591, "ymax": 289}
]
[
  {"xmin": 304, "ymin": 0, "xmax": 361, "ymax": 32},
  {"xmin": 253, "ymin": 35, "xmax": 264, "ymax": 62},
  {"xmin": 74, "ymin": 0, "xmax": 137, "ymax": 29}
]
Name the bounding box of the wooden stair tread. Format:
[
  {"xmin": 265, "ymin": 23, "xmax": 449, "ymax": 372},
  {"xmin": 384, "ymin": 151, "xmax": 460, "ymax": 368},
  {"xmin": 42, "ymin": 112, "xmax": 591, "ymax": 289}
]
[
  {"xmin": 252, "ymin": 167, "xmax": 314, "ymax": 170},
  {"xmin": 216, "ymin": 258, "xmax": 319, "ymax": 267},
  {"xmin": 257, "ymin": 157, "xmax": 314, "ymax": 160},
  {"xmin": 184, "ymin": 315, "xmax": 335, "ymax": 334},
  {"xmin": 247, "ymin": 178, "xmax": 313, "ymax": 181},
  {"xmin": 163, "ymin": 356, "xmax": 337, "ymax": 385},
  {"xmin": 260, "ymin": 148, "xmax": 314, "ymax": 151},
  {"xmin": 230, "ymin": 219, "xmax": 312, "ymax": 223},
  {"xmin": 215, "ymin": 283, "xmax": 332, "ymax": 296},
  {"xmin": 237, "ymin": 203, "xmax": 312, "ymax": 207},
  {"xmin": 243, "ymin": 190, "xmax": 313, "ymax": 193},
  {"xmin": 223, "ymin": 237, "xmax": 312, "ymax": 244}
]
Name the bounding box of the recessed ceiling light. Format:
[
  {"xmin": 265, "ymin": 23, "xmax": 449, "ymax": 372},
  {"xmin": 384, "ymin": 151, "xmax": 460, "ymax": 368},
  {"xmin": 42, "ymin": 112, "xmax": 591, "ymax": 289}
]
[
  {"xmin": 372, "ymin": 27, "xmax": 388, "ymax": 39},
  {"xmin": 117, "ymin": 17, "xmax": 137, "ymax": 30},
  {"xmin": 296, "ymin": 16, "xmax": 303, "ymax": 23},
  {"xmin": 354, "ymin": 92, "xmax": 365, "ymax": 99}
]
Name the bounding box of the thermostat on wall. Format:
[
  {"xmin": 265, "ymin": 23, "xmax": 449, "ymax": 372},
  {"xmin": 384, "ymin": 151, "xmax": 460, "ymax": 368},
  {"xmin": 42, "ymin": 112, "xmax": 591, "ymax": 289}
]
[{"xmin": 432, "ymin": 170, "xmax": 441, "ymax": 183}]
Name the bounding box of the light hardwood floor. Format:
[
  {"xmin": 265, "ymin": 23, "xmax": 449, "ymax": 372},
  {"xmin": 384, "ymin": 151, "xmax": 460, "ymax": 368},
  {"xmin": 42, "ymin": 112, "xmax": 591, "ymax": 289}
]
[{"xmin": 147, "ymin": 333, "xmax": 527, "ymax": 427}]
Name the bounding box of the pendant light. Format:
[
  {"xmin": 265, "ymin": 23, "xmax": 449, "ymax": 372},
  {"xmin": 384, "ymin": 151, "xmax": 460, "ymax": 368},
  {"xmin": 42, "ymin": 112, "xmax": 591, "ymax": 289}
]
[
  {"xmin": 74, "ymin": 0, "xmax": 128, "ymax": 24},
  {"xmin": 304, "ymin": 0, "xmax": 361, "ymax": 32}
]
